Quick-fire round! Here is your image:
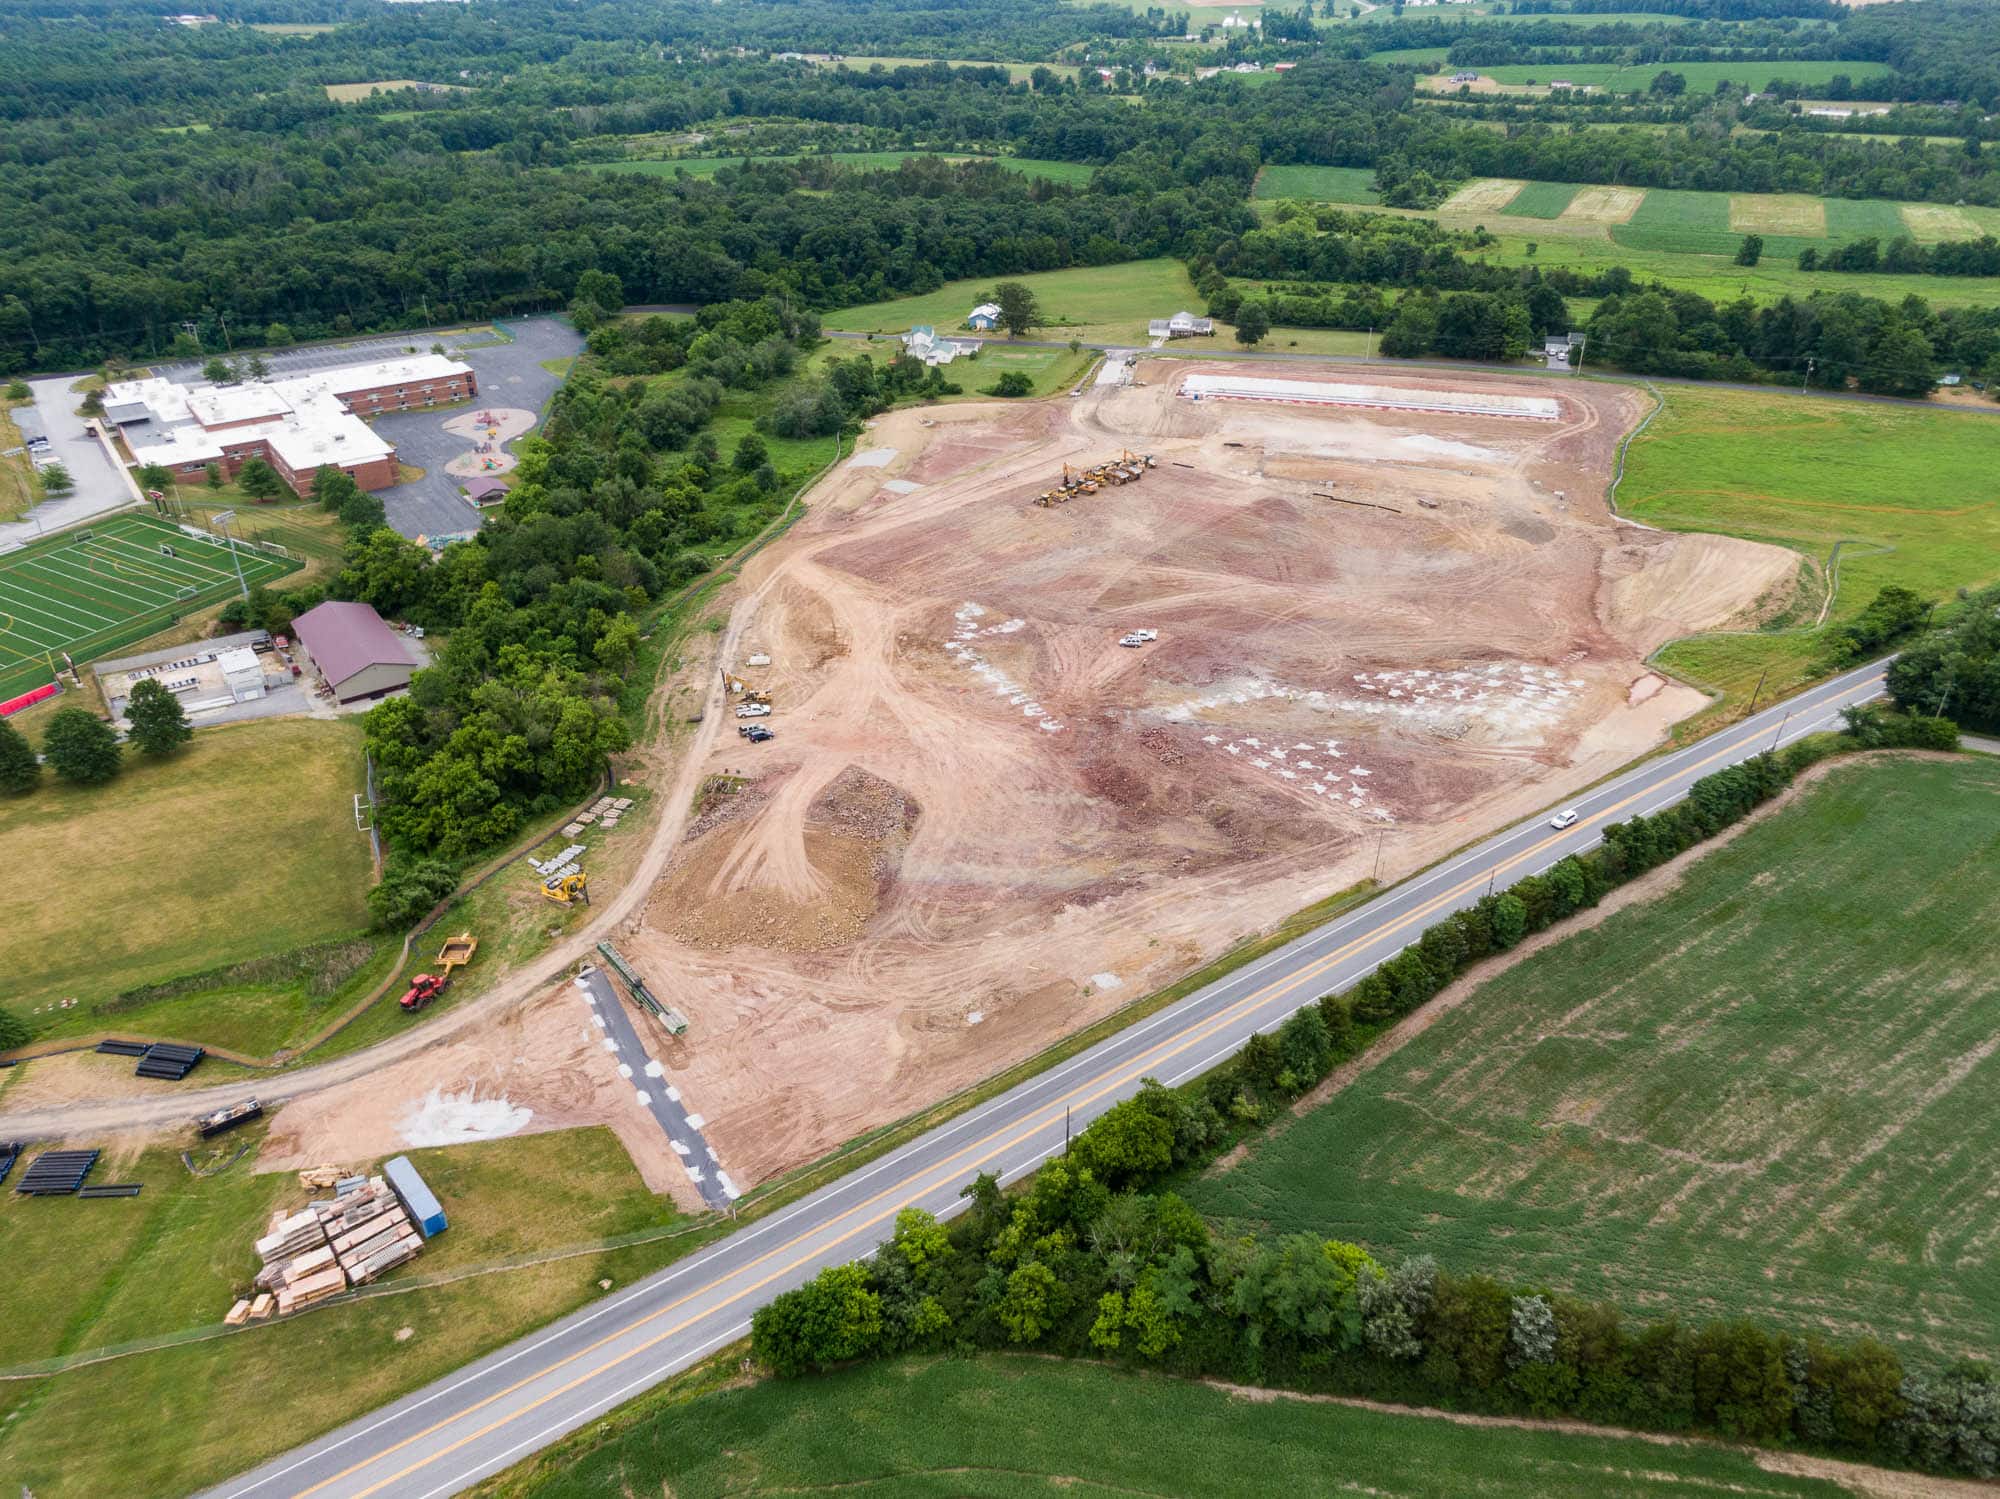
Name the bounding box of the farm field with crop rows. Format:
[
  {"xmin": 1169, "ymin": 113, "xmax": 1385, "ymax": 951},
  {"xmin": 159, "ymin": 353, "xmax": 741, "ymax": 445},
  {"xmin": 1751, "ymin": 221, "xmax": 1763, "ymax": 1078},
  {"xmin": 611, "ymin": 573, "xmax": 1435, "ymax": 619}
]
[{"xmin": 1194, "ymin": 755, "xmax": 2000, "ymax": 1358}]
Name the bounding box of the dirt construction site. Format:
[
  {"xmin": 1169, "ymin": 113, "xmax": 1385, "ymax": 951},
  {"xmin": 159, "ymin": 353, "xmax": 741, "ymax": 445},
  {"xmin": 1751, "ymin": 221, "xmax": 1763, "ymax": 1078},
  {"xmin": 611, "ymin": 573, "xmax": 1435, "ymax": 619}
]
[{"xmin": 612, "ymin": 360, "xmax": 1798, "ymax": 1188}]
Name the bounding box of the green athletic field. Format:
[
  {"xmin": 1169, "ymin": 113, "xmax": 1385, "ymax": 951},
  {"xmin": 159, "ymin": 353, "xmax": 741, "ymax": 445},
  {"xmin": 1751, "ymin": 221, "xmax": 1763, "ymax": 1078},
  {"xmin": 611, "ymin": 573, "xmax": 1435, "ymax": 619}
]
[{"xmin": 0, "ymin": 513, "xmax": 299, "ymax": 700}]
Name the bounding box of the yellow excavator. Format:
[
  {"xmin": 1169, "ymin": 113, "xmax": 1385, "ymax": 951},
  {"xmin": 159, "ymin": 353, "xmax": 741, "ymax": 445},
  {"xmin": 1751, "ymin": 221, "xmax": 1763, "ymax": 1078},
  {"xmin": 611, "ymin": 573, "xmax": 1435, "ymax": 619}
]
[{"xmin": 540, "ymin": 872, "xmax": 590, "ymax": 907}]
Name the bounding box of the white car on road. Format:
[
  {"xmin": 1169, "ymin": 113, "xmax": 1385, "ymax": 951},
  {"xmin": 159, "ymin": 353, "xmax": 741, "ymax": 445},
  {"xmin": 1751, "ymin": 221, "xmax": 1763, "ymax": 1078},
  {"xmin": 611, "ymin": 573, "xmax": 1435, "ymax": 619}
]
[{"xmin": 1549, "ymin": 809, "xmax": 1580, "ymax": 830}]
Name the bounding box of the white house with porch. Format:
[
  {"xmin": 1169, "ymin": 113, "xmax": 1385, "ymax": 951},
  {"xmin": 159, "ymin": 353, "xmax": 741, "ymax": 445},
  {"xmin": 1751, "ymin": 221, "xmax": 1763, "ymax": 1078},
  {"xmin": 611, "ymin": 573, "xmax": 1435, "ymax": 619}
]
[
  {"xmin": 1148, "ymin": 311, "xmax": 1215, "ymax": 340},
  {"xmin": 902, "ymin": 326, "xmax": 978, "ymax": 366}
]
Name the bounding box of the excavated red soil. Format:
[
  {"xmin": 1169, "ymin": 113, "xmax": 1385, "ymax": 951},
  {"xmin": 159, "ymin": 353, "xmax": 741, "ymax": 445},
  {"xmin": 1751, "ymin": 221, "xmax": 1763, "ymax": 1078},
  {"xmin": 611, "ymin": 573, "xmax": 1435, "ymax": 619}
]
[{"xmin": 626, "ymin": 364, "xmax": 1796, "ymax": 1189}]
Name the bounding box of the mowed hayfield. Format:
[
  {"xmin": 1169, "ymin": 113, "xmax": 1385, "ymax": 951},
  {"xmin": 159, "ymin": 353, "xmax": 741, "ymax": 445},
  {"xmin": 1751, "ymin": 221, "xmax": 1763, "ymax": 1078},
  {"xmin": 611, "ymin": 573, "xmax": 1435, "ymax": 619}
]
[
  {"xmin": 821, "ymin": 256, "xmax": 1203, "ymax": 345},
  {"xmin": 490, "ymin": 1354, "xmax": 1852, "ymax": 1499},
  {"xmin": 323, "ymin": 79, "xmax": 466, "ymax": 102},
  {"xmin": 1196, "ymin": 756, "xmax": 2000, "ymax": 1359},
  {"xmin": 0, "ymin": 1128, "xmax": 683, "ymax": 1499},
  {"xmin": 5, "ymin": 717, "xmax": 374, "ymax": 1025},
  {"xmin": 587, "ymin": 151, "xmax": 1092, "ymax": 185},
  {"xmin": 1620, "ymin": 385, "xmax": 2000, "ymax": 709}
]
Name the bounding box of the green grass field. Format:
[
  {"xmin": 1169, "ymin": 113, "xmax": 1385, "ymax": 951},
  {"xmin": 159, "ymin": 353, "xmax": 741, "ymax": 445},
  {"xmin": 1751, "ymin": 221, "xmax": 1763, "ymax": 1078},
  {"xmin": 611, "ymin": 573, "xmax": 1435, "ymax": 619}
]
[
  {"xmin": 1478, "ymin": 230, "xmax": 2000, "ymax": 313},
  {"xmin": 1505, "ymin": 179, "xmax": 1584, "ymax": 218},
  {"xmin": 5, "ymin": 718, "xmax": 375, "ymax": 1034},
  {"xmin": 1252, "ymin": 163, "xmax": 1381, "ymax": 203},
  {"xmin": 488, "ymin": 1354, "xmax": 1852, "ymax": 1499},
  {"xmin": 587, "ymin": 151, "xmax": 1092, "ymax": 185},
  {"xmin": 822, "ymin": 257, "xmax": 1203, "ymax": 346},
  {"xmin": 0, "ymin": 513, "xmax": 298, "ymax": 701},
  {"xmin": 0, "ymin": 1128, "xmax": 687, "ymax": 1499},
  {"xmin": 1195, "ymin": 755, "xmax": 2000, "ymax": 1359},
  {"xmin": 1619, "ymin": 386, "xmax": 2000, "ymax": 711}
]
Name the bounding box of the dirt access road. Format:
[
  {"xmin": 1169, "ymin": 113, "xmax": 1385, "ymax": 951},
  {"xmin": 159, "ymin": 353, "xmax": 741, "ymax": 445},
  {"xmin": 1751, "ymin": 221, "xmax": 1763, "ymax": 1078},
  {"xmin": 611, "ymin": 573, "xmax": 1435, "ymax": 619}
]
[
  {"xmin": 626, "ymin": 361, "xmax": 1796, "ymax": 1188},
  {"xmin": 0, "ymin": 609, "xmax": 754, "ymax": 1148}
]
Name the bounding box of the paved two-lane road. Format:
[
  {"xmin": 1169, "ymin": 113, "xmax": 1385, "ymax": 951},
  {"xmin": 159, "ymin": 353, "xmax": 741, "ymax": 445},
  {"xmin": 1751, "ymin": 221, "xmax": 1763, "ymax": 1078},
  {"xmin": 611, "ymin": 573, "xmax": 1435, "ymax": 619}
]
[{"xmin": 206, "ymin": 661, "xmax": 1887, "ymax": 1499}]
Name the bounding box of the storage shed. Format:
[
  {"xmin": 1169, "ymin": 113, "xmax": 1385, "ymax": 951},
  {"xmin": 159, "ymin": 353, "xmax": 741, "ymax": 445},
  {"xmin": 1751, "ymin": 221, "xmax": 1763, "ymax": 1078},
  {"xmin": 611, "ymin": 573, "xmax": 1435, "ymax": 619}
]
[
  {"xmin": 292, "ymin": 600, "xmax": 416, "ymax": 703},
  {"xmin": 383, "ymin": 1155, "xmax": 447, "ymax": 1238}
]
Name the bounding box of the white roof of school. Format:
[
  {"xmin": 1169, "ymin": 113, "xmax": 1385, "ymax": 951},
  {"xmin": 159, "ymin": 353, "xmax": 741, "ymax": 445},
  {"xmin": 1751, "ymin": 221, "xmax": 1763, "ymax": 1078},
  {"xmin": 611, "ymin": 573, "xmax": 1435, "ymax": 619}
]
[
  {"xmin": 187, "ymin": 383, "xmax": 294, "ymax": 427},
  {"xmin": 121, "ymin": 352, "xmax": 466, "ymax": 475},
  {"xmin": 320, "ymin": 354, "xmax": 470, "ymax": 394},
  {"xmin": 104, "ymin": 376, "xmax": 194, "ymax": 424}
]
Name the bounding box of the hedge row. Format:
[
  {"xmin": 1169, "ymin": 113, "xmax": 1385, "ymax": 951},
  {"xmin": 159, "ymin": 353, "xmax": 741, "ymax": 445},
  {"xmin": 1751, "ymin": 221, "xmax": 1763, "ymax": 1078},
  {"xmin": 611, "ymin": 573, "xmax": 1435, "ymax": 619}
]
[{"xmin": 753, "ymin": 715, "xmax": 1991, "ymax": 1476}]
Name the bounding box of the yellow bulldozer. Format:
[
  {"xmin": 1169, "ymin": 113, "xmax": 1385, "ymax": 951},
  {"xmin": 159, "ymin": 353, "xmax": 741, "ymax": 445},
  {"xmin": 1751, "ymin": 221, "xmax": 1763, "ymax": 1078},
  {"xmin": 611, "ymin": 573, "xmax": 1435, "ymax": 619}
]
[{"xmin": 540, "ymin": 872, "xmax": 590, "ymax": 908}]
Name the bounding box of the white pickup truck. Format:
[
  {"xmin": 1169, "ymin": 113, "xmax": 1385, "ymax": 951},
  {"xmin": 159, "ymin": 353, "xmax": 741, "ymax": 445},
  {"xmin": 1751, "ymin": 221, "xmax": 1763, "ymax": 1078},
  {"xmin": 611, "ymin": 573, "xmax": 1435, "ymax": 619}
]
[{"xmin": 734, "ymin": 702, "xmax": 772, "ymax": 719}]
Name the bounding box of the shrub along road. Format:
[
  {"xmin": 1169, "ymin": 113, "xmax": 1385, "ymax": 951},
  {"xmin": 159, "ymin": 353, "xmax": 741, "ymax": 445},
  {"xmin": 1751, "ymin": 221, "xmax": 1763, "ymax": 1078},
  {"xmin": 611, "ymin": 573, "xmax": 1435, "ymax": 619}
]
[{"xmin": 200, "ymin": 661, "xmax": 1889, "ymax": 1499}]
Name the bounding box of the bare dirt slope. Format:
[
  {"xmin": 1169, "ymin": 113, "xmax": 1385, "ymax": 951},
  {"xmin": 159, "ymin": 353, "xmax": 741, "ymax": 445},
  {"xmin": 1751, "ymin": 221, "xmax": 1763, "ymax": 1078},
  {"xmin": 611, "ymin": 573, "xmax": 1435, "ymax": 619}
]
[{"xmin": 629, "ymin": 364, "xmax": 1794, "ymax": 1187}]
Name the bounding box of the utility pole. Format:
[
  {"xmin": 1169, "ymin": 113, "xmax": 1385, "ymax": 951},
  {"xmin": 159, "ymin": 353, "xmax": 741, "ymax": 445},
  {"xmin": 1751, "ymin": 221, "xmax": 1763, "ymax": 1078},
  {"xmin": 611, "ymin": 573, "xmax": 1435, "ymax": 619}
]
[
  {"xmin": 1746, "ymin": 666, "xmax": 1768, "ymax": 716},
  {"xmin": 1372, "ymin": 828, "xmax": 1387, "ymax": 884},
  {"xmin": 1573, "ymin": 333, "xmax": 1587, "ymax": 374},
  {"xmin": 1801, "ymin": 356, "xmax": 1816, "ymax": 393},
  {"xmin": 1769, "ymin": 707, "xmax": 1791, "ymax": 754}
]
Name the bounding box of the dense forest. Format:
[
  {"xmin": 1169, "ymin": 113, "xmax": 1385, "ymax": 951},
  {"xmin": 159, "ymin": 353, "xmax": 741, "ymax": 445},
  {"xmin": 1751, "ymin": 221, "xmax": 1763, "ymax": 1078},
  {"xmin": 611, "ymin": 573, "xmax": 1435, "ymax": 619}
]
[{"xmin": 11, "ymin": 0, "xmax": 2000, "ymax": 368}]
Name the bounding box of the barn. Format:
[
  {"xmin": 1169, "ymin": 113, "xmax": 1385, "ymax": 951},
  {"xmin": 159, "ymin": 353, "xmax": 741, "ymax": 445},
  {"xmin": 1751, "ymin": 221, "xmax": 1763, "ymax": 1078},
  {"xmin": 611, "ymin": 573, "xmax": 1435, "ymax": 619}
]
[{"xmin": 291, "ymin": 600, "xmax": 417, "ymax": 703}]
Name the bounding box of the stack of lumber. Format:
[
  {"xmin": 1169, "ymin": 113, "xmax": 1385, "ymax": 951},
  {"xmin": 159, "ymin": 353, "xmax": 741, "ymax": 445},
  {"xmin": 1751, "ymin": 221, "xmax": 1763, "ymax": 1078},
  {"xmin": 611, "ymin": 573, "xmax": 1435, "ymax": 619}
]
[
  {"xmin": 319, "ymin": 1176, "xmax": 423, "ymax": 1286},
  {"xmin": 237, "ymin": 1176, "xmax": 425, "ymax": 1320},
  {"xmin": 254, "ymin": 1206, "xmax": 348, "ymax": 1315}
]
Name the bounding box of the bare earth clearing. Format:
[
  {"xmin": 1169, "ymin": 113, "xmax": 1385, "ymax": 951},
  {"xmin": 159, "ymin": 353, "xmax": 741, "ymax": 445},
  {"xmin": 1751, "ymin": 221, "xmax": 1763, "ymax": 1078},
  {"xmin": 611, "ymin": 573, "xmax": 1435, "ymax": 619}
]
[{"xmin": 613, "ymin": 362, "xmax": 1793, "ymax": 1188}]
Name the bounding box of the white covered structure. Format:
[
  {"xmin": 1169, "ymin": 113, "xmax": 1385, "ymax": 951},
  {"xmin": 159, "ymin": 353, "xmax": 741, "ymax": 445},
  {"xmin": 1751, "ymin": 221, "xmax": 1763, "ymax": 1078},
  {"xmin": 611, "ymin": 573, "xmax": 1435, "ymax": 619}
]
[
  {"xmin": 1148, "ymin": 311, "xmax": 1214, "ymax": 339},
  {"xmin": 1178, "ymin": 373, "xmax": 1560, "ymax": 420},
  {"xmin": 217, "ymin": 646, "xmax": 267, "ymax": 702}
]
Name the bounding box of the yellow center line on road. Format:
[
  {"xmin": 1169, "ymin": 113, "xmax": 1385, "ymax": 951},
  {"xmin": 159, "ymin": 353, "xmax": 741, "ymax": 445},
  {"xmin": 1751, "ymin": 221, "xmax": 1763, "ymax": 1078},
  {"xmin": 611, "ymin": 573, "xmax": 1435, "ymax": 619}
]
[{"xmin": 292, "ymin": 679, "xmax": 1879, "ymax": 1499}]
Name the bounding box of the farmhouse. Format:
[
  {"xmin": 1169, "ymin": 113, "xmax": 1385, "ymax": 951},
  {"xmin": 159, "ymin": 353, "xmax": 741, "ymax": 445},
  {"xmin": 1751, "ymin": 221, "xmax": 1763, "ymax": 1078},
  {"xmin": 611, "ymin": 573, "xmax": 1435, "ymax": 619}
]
[
  {"xmin": 1148, "ymin": 311, "xmax": 1215, "ymax": 340},
  {"xmin": 902, "ymin": 326, "xmax": 977, "ymax": 366},
  {"xmin": 967, "ymin": 302, "xmax": 1003, "ymax": 331},
  {"xmin": 291, "ymin": 600, "xmax": 417, "ymax": 703},
  {"xmin": 111, "ymin": 354, "xmax": 475, "ymax": 496}
]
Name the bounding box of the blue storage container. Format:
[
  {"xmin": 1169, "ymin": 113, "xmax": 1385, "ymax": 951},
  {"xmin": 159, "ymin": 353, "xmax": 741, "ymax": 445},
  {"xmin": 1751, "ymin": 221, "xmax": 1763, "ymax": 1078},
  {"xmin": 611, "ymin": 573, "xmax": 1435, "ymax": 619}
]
[{"xmin": 384, "ymin": 1154, "xmax": 447, "ymax": 1238}]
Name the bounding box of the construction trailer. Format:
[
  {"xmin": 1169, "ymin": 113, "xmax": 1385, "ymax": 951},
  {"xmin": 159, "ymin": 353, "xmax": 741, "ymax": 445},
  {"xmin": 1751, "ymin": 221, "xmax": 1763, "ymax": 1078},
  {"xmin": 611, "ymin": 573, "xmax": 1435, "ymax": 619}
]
[{"xmin": 383, "ymin": 1154, "xmax": 448, "ymax": 1238}]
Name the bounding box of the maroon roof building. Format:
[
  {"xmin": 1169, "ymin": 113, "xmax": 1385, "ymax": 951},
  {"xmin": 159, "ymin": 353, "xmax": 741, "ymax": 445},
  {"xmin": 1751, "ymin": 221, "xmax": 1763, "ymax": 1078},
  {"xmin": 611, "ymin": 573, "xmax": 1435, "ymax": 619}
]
[{"xmin": 292, "ymin": 600, "xmax": 416, "ymax": 703}]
